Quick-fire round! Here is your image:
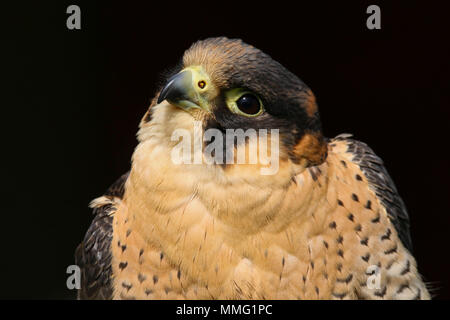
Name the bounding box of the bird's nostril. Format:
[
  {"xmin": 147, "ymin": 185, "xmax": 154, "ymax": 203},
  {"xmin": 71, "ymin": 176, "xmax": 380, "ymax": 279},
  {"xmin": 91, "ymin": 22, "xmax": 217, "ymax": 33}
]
[{"xmin": 198, "ymin": 80, "xmax": 206, "ymax": 89}]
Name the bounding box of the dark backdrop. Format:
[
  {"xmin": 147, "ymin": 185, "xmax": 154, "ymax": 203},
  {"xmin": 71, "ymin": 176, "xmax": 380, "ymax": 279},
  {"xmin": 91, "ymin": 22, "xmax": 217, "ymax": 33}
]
[{"xmin": 6, "ymin": 1, "xmax": 450, "ymax": 299}]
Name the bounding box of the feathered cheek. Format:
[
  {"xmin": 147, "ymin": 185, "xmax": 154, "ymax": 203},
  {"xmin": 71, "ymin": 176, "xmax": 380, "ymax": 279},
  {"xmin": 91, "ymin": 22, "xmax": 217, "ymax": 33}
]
[{"xmin": 291, "ymin": 132, "xmax": 328, "ymax": 168}]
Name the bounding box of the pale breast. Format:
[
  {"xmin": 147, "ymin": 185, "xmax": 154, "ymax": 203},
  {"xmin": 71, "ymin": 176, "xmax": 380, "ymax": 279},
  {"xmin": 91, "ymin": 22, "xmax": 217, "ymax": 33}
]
[{"xmin": 110, "ymin": 138, "xmax": 429, "ymax": 299}]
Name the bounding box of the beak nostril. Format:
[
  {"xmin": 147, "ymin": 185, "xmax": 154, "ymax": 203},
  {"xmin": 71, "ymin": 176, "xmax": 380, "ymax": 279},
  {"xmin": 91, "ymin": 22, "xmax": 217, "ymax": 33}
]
[
  {"xmin": 198, "ymin": 80, "xmax": 206, "ymax": 89},
  {"xmin": 156, "ymin": 69, "xmax": 206, "ymax": 111}
]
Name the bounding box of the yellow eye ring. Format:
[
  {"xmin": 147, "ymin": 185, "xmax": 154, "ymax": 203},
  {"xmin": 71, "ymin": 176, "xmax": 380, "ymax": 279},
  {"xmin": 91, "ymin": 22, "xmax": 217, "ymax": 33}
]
[{"xmin": 225, "ymin": 88, "xmax": 264, "ymax": 117}]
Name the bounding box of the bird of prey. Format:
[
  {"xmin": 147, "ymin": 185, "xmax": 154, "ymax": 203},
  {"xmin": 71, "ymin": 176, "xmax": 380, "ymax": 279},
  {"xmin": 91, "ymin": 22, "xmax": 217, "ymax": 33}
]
[{"xmin": 76, "ymin": 37, "xmax": 430, "ymax": 300}]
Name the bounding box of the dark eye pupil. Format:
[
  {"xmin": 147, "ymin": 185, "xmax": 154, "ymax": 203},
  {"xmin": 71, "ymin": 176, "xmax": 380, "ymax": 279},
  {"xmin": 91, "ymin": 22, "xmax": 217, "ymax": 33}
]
[{"xmin": 236, "ymin": 94, "xmax": 261, "ymax": 115}]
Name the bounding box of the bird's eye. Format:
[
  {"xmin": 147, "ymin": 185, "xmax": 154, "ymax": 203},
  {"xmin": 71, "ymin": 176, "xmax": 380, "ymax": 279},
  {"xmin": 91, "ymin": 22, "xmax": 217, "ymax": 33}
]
[
  {"xmin": 236, "ymin": 94, "xmax": 261, "ymax": 115},
  {"xmin": 224, "ymin": 89, "xmax": 264, "ymax": 117}
]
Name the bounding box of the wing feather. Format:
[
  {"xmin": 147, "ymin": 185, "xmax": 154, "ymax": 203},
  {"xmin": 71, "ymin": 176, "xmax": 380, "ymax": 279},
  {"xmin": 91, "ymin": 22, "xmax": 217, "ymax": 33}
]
[
  {"xmin": 336, "ymin": 135, "xmax": 413, "ymax": 252},
  {"xmin": 75, "ymin": 172, "xmax": 129, "ymax": 300}
]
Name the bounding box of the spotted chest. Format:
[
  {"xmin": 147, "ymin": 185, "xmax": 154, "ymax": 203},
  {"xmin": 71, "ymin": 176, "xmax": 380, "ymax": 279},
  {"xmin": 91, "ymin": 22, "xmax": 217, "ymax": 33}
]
[
  {"xmin": 109, "ymin": 138, "xmax": 429, "ymax": 300},
  {"xmin": 111, "ymin": 204, "xmax": 189, "ymax": 299},
  {"xmin": 321, "ymin": 140, "xmax": 430, "ymax": 299}
]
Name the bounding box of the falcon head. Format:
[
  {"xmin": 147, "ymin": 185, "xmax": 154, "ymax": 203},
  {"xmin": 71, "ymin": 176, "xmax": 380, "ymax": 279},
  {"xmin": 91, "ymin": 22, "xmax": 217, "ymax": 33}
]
[{"xmin": 141, "ymin": 37, "xmax": 327, "ymax": 180}]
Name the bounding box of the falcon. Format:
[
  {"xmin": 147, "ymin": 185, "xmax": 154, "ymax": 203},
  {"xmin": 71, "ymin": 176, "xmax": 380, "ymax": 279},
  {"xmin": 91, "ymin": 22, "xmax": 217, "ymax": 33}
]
[{"xmin": 76, "ymin": 37, "xmax": 430, "ymax": 300}]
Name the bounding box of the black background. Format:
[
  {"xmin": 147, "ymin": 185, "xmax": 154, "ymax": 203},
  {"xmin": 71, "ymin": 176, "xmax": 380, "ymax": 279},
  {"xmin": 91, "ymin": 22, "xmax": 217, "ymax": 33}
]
[{"xmin": 6, "ymin": 1, "xmax": 450, "ymax": 299}]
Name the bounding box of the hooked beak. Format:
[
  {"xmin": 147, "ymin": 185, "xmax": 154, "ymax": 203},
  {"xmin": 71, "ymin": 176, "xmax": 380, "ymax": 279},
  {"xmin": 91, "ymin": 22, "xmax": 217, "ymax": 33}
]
[{"xmin": 157, "ymin": 69, "xmax": 206, "ymax": 111}]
